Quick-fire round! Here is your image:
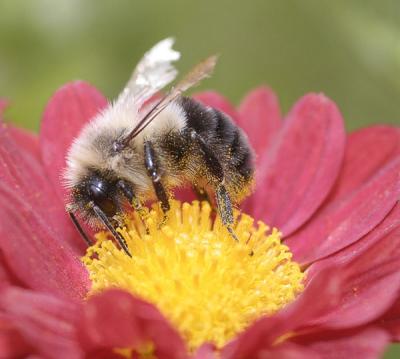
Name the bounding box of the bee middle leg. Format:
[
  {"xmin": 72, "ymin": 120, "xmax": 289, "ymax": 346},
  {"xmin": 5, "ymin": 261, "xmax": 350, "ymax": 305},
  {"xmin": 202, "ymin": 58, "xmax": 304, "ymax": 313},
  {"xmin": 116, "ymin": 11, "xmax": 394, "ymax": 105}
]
[
  {"xmin": 189, "ymin": 129, "xmax": 238, "ymax": 241},
  {"xmin": 144, "ymin": 140, "xmax": 170, "ymax": 224}
]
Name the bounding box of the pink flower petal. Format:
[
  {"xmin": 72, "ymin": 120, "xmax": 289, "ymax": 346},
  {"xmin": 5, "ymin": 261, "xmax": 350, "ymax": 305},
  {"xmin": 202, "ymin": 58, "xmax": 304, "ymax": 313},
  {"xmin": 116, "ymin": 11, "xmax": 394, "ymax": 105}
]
[
  {"xmin": 192, "ymin": 344, "xmax": 217, "ymax": 359},
  {"xmin": 78, "ymin": 289, "xmax": 188, "ymax": 359},
  {"xmin": 0, "ymin": 183, "xmax": 89, "ymax": 299},
  {"xmin": 253, "ymin": 342, "xmax": 319, "ymax": 359},
  {"xmin": 237, "ymin": 86, "xmax": 281, "ymax": 159},
  {"xmin": 222, "ymin": 266, "xmax": 344, "ymax": 359},
  {"xmin": 292, "ymin": 327, "xmax": 389, "ymax": 359},
  {"xmin": 305, "ymin": 205, "xmax": 400, "ymax": 329},
  {"xmin": 39, "ymin": 81, "xmax": 107, "ymax": 201},
  {"xmin": 8, "ymin": 125, "xmax": 41, "ymax": 160},
  {"xmin": 380, "ymin": 299, "xmax": 400, "ymax": 341},
  {"xmin": 0, "ymin": 122, "xmax": 87, "ymax": 254},
  {"xmin": 194, "ymin": 91, "xmax": 239, "ymax": 122},
  {"xmin": 0, "ymin": 287, "xmax": 83, "ymax": 359},
  {"xmin": 0, "ymin": 251, "xmax": 26, "ymax": 289},
  {"xmin": 0, "ymin": 321, "xmax": 32, "ymax": 359},
  {"xmin": 287, "ymin": 157, "xmax": 400, "ymax": 265},
  {"xmin": 251, "ymin": 94, "xmax": 346, "ymax": 236},
  {"xmin": 329, "ymin": 125, "xmax": 400, "ymax": 201}
]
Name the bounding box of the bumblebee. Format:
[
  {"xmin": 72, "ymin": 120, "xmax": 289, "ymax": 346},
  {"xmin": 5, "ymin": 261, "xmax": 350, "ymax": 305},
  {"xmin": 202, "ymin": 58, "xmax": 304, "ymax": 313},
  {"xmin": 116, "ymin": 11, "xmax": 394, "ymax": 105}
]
[{"xmin": 64, "ymin": 39, "xmax": 254, "ymax": 256}]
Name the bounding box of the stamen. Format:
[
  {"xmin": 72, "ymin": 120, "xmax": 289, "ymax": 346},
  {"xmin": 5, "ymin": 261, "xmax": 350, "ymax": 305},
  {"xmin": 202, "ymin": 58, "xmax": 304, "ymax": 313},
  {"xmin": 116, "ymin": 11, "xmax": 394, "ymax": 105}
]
[{"xmin": 83, "ymin": 201, "xmax": 305, "ymax": 351}]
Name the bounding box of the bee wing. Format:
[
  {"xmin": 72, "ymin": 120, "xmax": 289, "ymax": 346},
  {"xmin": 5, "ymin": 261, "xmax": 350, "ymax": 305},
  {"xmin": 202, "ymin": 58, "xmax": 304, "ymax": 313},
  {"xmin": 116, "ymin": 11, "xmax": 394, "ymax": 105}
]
[
  {"xmin": 115, "ymin": 55, "xmax": 218, "ymax": 150},
  {"xmin": 116, "ymin": 38, "xmax": 180, "ymax": 108}
]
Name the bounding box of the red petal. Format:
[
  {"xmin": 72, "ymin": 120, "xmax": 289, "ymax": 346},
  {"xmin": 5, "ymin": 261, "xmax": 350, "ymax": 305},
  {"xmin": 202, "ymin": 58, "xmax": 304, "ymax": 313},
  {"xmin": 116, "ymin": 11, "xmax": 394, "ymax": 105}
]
[
  {"xmin": 287, "ymin": 157, "xmax": 400, "ymax": 265},
  {"xmin": 329, "ymin": 125, "xmax": 400, "ymax": 200},
  {"xmin": 1, "ymin": 116, "xmax": 86, "ymax": 253},
  {"xmin": 0, "ymin": 287, "xmax": 83, "ymax": 359},
  {"xmin": 380, "ymin": 299, "xmax": 400, "ymax": 341},
  {"xmin": 78, "ymin": 289, "xmax": 187, "ymax": 359},
  {"xmin": 0, "ymin": 184, "xmax": 89, "ymax": 299},
  {"xmin": 8, "ymin": 125, "xmax": 41, "ymax": 160},
  {"xmin": 252, "ymin": 342, "xmax": 319, "ymax": 359},
  {"xmin": 238, "ymin": 86, "xmax": 281, "ymax": 159},
  {"xmin": 39, "ymin": 81, "xmax": 107, "ymax": 201},
  {"xmin": 192, "ymin": 344, "xmax": 217, "ymax": 359},
  {"xmin": 222, "ymin": 266, "xmax": 344, "ymax": 359},
  {"xmin": 0, "ymin": 313, "xmax": 32, "ymax": 358},
  {"xmin": 0, "ymin": 250, "xmax": 26, "ymax": 289},
  {"xmin": 251, "ymin": 94, "xmax": 345, "ymax": 236},
  {"xmin": 292, "ymin": 327, "xmax": 389, "ymax": 359},
  {"xmin": 194, "ymin": 91, "xmax": 239, "ymax": 122},
  {"xmin": 305, "ymin": 204, "xmax": 400, "ymax": 329}
]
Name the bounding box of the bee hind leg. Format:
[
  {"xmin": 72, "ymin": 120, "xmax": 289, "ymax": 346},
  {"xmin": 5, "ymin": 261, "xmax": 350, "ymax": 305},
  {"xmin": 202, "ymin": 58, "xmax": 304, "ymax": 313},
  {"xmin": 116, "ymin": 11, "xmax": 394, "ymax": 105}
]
[
  {"xmin": 189, "ymin": 129, "xmax": 238, "ymax": 241},
  {"xmin": 144, "ymin": 140, "xmax": 170, "ymax": 226}
]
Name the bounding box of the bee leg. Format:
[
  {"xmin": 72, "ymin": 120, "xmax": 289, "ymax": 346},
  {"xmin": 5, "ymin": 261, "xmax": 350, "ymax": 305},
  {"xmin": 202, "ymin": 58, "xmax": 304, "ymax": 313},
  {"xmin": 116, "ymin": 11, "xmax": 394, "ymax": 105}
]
[
  {"xmin": 189, "ymin": 129, "xmax": 238, "ymax": 241},
  {"xmin": 90, "ymin": 202, "xmax": 132, "ymax": 257},
  {"xmin": 144, "ymin": 140, "xmax": 170, "ymax": 225},
  {"xmin": 68, "ymin": 211, "xmax": 93, "ymax": 246},
  {"xmin": 117, "ymin": 179, "xmax": 149, "ymax": 232},
  {"xmin": 216, "ymin": 184, "xmax": 238, "ymax": 241}
]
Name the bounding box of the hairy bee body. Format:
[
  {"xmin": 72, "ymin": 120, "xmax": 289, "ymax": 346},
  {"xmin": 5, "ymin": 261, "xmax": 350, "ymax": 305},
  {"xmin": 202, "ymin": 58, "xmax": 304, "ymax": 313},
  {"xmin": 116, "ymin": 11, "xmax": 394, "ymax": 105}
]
[
  {"xmin": 65, "ymin": 96, "xmax": 254, "ymax": 226},
  {"xmin": 64, "ymin": 38, "xmax": 254, "ymax": 255}
]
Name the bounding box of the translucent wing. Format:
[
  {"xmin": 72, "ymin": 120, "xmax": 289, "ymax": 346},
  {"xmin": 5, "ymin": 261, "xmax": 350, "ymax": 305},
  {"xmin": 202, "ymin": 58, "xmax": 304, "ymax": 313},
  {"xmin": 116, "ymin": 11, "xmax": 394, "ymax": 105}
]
[
  {"xmin": 116, "ymin": 38, "xmax": 180, "ymax": 107},
  {"xmin": 114, "ymin": 55, "xmax": 218, "ymax": 151}
]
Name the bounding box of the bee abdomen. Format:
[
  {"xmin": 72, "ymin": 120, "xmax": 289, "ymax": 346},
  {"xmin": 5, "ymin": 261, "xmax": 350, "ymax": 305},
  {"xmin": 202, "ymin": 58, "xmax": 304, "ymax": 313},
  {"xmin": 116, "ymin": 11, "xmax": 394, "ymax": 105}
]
[{"xmin": 179, "ymin": 97, "xmax": 254, "ymax": 182}]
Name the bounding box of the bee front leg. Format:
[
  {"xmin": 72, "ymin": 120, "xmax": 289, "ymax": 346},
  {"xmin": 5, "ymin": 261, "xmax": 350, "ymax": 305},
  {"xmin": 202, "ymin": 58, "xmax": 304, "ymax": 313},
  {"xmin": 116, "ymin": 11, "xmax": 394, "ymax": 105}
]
[
  {"xmin": 144, "ymin": 140, "xmax": 170, "ymax": 225},
  {"xmin": 189, "ymin": 129, "xmax": 238, "ymax": 241},
  {"xmin": 117, "ymin": 179, "xmax": 149, "ymax": 232}
]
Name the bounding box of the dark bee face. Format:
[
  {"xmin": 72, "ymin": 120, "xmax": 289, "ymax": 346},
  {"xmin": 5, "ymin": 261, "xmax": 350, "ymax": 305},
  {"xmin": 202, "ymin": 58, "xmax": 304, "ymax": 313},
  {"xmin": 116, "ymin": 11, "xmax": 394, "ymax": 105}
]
[{"xmin": 86, "ymin": 175, "xmax": 118, "ymax": 218}]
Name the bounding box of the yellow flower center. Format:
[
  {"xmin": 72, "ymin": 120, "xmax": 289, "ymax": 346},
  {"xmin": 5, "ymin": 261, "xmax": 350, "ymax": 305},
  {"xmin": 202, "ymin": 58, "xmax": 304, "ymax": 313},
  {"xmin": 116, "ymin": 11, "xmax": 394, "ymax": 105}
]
[{"xmin": 83, "ymin": 201, "xmax": 305, "ymax": 352}]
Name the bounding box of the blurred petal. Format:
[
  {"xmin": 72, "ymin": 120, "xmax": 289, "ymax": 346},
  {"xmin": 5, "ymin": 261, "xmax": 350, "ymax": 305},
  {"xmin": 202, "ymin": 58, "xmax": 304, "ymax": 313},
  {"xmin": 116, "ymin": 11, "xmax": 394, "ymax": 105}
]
[
  {"xmin": 0, "ymin": 324, "xmax": 32, "ymax": 359},
  {"xmin": 78, "ymin": 289, "xmax": 187, "ymax": 359},
  {"xmin": 0, "ymin": 287, "xmax": 83, "ymax": 359},
  {"xmin": 329, "ymin": 125, "xmax": 400, "ymax": 200},
  {"xmin": 287, "ymin": 157, "xmax": 400, "ymax": 265},
  {"xmin": 255, "ymin": 342, "xmax": 319, "ymax": 359},
  {"xmin": 222, "ymin": 266, "xmax": 343, "ymax": 359},
  {"xmin": 0, "ymin": 250, "xmax": 26, "ymax": 289},
  {"xmin": 8, "ymin": 125, "xmax": 41, "ymax": 160},
  {"xmin": 292, "ymin": 327, "xmax": 389, "ymax": 359},
  {"xmin": 238, "ymin": 86, "xmax": 282, "ymax": 159},
  {"xmin": 380, "ymin": 299, "xmax": 400, "ymax": 341},
  {"xmin": 194, "ymin": 91, "xmax": 239, "ymax": 122},
  {"xmin": 252, "ymin": 94, "xmax": 346, "ymax": 236},
  {"xmin": 192, "ymin": 344, "xmax": 217, "ymax": 359},
  {"xmin": 0, "ymin": 183, "xmax": 89, "ymax": 299},
  {"xmin": 0, "ymin": 122, "xmax": 87, "ymax": 255},
  {"xmin": 40, "ymin": 81, "xmax": 107, "ymax": 200}
]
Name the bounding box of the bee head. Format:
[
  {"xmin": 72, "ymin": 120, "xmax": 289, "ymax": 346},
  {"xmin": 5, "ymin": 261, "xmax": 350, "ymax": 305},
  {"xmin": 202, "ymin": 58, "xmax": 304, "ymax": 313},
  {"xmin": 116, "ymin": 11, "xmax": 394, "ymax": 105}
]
[
  {"xmin": 86, "ymin": 174, "xmax": 118, "ymax": 217},
  {"xmin": 69, "ymin": 170, "xmax": 123, "ymax": 226}
]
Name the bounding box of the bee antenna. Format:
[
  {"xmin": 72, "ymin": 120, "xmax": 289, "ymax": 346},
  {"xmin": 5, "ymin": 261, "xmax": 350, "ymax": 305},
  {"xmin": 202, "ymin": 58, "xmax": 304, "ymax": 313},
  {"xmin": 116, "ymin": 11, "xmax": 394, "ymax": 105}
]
[
  {"xmin": 91, "ymin": 202, "xmax": 132, "ymax": 257},
  {"xmin": 68, "ymin": 211, "xmax": 93, "ymax": 247}
]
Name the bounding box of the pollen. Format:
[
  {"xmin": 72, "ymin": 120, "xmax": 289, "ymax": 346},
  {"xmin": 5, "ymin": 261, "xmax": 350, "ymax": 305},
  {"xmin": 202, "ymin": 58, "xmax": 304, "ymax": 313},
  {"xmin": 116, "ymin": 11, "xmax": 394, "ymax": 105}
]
[{"xmin": 83, "ymin": 201, "xmax": 305, "ymax": 351}]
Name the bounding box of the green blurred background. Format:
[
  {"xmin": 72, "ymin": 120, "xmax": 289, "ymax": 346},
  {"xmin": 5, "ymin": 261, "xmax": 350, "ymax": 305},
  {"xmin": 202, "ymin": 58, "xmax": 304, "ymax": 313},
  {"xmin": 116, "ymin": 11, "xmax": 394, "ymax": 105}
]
[{"xmin": 0, "ymin": 0, "xmax": 399, "ymax": 356}]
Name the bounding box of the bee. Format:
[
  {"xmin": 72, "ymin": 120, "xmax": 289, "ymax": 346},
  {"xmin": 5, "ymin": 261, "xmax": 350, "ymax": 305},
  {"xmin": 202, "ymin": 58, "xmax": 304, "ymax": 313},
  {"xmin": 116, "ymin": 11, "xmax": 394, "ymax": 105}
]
[{"xmin": 64, "ymin": 38, "xmax": 255, "ymax": 256}]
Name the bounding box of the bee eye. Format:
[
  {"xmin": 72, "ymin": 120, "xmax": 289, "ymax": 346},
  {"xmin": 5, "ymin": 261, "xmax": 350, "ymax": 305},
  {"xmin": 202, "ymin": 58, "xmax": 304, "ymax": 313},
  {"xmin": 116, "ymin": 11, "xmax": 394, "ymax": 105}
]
[{"xmin": 87, "ymin": 179, "xmax": 117, "ymax": 217}]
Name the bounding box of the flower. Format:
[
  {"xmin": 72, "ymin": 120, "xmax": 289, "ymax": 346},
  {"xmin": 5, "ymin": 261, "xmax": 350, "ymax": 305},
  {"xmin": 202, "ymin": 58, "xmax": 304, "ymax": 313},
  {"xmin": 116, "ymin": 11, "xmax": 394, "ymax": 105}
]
[{"xmin": 0, "ymin": 82, "xmax": 399, "ymax": 359}]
